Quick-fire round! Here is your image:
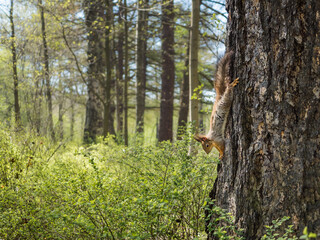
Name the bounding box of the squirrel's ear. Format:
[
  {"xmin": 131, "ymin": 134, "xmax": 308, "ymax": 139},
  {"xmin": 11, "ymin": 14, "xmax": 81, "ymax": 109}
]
[{"xmin": 194, "ymin": 134, "xmax": 207, "ymax": 143}]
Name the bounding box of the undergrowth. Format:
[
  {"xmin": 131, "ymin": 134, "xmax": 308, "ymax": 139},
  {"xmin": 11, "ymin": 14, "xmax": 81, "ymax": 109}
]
[
  {"xmin": 0, "ymin": 128, "xmax": 216, "ymax": 239},
  {"xmin": 0, "ymin": 128, "xmax": 317, "ymax": 239}
]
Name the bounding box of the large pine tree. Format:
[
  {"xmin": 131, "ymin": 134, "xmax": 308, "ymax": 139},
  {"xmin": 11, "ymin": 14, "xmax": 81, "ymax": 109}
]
[{"xmin": 208, "ymin": 0, "xmax": 320, "ymax": 239}]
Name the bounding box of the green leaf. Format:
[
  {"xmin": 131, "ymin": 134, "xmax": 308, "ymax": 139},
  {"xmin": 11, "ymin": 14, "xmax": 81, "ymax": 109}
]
[
  {"xmin": 303, "ymin": 227, "xmax": 308, "ymax": 236},
  {"xmin": 308, "ymin": 233, "xmax": 317, "ymax": 238}
]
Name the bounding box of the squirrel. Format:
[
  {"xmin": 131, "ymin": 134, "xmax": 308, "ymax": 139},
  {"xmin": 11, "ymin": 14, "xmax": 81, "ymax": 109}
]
[{"xmin": 194, "ymin": 51, "xmax": 239, "ymax": 159}]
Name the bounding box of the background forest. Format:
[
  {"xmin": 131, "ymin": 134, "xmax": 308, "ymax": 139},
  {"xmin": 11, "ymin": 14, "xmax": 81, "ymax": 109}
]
[
  {"xmin": 0, "ymin": 0, "xmax": 226, "ymax": 144},
  {"xmin": 0, "ymin": 0, "xmax": 230, "ymax": 239}
]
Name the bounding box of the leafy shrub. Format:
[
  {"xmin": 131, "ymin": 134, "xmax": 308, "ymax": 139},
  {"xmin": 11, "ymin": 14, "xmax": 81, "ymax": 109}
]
[
  {"xmin": 205, "ymin": 199, "xmax": 244, "ymax": 240},
  {"xmin": 0, "ymin": 129, "xmax": 24, "ymax": 186},
  {"xmin": 0, "ymin": 132, "xmax": 217, "ymax": 239},
  {"xmin": 262, "ymin": 217, "xmax": 317, "ymax": 240},
  {"xmin": 204, "ymin": 208, "xmax": 318, "ymax": 240}
]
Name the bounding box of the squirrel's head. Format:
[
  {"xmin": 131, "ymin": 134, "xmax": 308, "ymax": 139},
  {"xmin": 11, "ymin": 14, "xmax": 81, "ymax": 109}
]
[{"xmin": 194, "ymin": 134, "xmax": 214, "ymax": 154}]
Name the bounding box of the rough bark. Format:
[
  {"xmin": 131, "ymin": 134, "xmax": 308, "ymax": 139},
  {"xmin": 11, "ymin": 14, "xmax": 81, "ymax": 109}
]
[
  {"xmin": 10, "ymin": 0, "xmax": 21, "ymax": 128},
  {"xmin": 39, "ymin": 0, "xmax": 54, "ymax": 140},
  {"xmin": 136, "ymin": 0, "xmax": 148, "ymax": 134},
  {"xmin": 159, "ymin": 0, "xmax": 175, "ymax": 142},
  {"xmin": 177, "ymin": 42, "xmax": 189, "ymax": 138},
  {"xmin": 83, "ymin": 0, "xmax": 104, "ymax": 143},
  {"xmin": 208, "ymin": 0, "xmax": 320, "ymax": 239}
]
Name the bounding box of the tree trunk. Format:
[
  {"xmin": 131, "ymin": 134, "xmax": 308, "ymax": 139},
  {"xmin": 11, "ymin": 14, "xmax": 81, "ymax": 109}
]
[
  {"xmin": 103, "ymin": 0, "xmax": 113, "ymax": 137},
  {"xmin": 83, "ymin": 0, "xmax": 104, "ymax": 143},
  {"xmin": 109, "ymin": 104, "xmax": 116, "ymax": 136},
  {"xmin": 58, "ymin": 101, "xmax": 63, "ymax": 140},
  {"xmin": 159, "ymin": 0, "xmax": 175, "ymax": 142},
  {"xmin": 124, "ymin": 0, "xmax": 129, "ymax": 145},
  {"xmin": 177, "ymin": 42, "xmax": 189, "ymax": 138},
  {"xmin": 116, "ymin": 1, "xmax": 124, "ymax": 138},
  {"xmin": 188, "ymin": 0, "xmax": 200, "ymax": 155},
  {"xmin": 39, "ymin": 0, "xmax": 54, "ymax": 140},
  {"xmin": 10, "ymin": 0, "xmax": 21, "ymax": 129},
  {"xmin": 208, "ymin": 0, "xmax": 320, "ymax": 239},
  {"xmin": 70, "ymin": 98, "xmax": 74, "ymax": 141},
  {"xmin": 189, "ymin": 0, "xmax": 200, "ymax": 129},
  {"xmin": 34, "ymin": 58, "xmax": 42, "ymax": 135},
  {"xmin": 136, "ymin": 0, "xmax": 148, "ymax": 134},
  {"xmin": 58, "ymin": 79, "xmax": 63, "ymax": 140}
]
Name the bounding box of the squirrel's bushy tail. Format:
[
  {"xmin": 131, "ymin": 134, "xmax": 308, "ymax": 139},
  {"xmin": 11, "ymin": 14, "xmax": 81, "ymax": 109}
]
[{"xmin": 214, "ymin": 51, "xmax": 234, "ymax": 99}]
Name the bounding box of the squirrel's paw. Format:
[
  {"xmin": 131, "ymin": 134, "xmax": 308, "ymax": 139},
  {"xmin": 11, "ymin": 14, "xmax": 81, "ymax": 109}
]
[
  {"xmin": 229, "ymin": 77, "xmax": 239, "ymax": 88},
  {"xmin": 218, "ymin": 150, "xmax": 224, "ymax": 160}
]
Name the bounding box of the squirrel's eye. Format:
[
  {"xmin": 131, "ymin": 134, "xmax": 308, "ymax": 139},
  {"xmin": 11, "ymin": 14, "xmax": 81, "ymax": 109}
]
[{"xmin": 206, "ymin": 144, "xmax": 209, "ymax": 148}]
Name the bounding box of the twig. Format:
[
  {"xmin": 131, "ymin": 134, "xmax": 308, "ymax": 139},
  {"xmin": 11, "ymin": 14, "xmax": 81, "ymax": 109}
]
[{"xmin": 46, "ymin": 140, "xmax": 66, "ymax": 163}]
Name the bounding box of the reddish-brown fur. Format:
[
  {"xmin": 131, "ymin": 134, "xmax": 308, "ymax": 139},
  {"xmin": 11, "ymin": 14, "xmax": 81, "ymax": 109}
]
[{"xmin": 194, "ymin": 51, "xmax": 238, "ymax": 158}]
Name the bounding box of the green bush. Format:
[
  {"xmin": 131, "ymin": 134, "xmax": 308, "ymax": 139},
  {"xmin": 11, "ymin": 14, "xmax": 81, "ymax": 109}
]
[
  {"xmin": 261, "ymin": 217, "xmax": 317, "ymax": 240},
  {"xmin": 205, "ymin": 199, "xmax": 244, "ymax": 240},
  {"xmin": 0, "ymin": 129, "xmax": 24, "ymax": 186},
  {"xmin": 0, "ymin": 132, "xmax": 217, "ymax": 239}
]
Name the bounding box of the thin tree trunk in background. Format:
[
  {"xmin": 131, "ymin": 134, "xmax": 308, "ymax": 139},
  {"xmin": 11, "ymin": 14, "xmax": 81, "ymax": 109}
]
[
  {"xmin": 189, "ymin": 0, "xmax": 200, "ymax": 129},
  {"xmin": 159, "ymin": 0, "xmax": 175, "ymax": 142},
  {"xmin": 83, "ymin": 0, "xmax": 104, "ymax": 143},
  {"xmin": 21, "ymin": 57, "xmax": 31, "ymax": 128},
  {"xmin": 104, "ymin": 0, "xmax": 112, "ymax": 137},
  {"xmin": 58, "ymin": 102, "xmax": 63, "ymax": 139},
  {"xmin": 208, "ymin": 0, "xmax": 320, "ymax": 239},
  {"xmin": 136, "ymin": 0, "xmax": 148, "ymax": 134},
  {"xmin": 116, "ymin": 1, "xmax": 124, "ymax": 138},
  {"xmin": 24, "ymin": 93, "xmax": 32, "ymax": 127},
  {"xmin": 33, "ymin": 50, "xmax": 43, "ymax": 135},
  {"xmin": 109, "ymin": 5, "xmax": 116, "ymax": 136},
  {"xmin": 70, "ymin": 98, "xmax": 74, "ymax": 140},
  {"xmin": 39, "ymin": 0, "xmax": 54, "ymax": 140},
  {"xmin": 58, "ymin": 80, "xmax": 63, "ymax": 140},
  {"xmin": 10, "ymin": 0, "xmax": 21, "ymax": 128},
  {"xmin": 109, "ymin": 104, "xmax": 116, "ymax": 136},
  {"xmin": 124, "ymin": 0, "xmax": 129, "ymax": 145},
  {"xmin": 34, "ymin": 64, "xmax": 42, "ymax": 135},
  {"xmin": 177, "ymin": 41, "xmax": 190, "ymax": 138},
  {"xmin": 188, "ymin": 0, "xmax": 200, "ymax": 154}
]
